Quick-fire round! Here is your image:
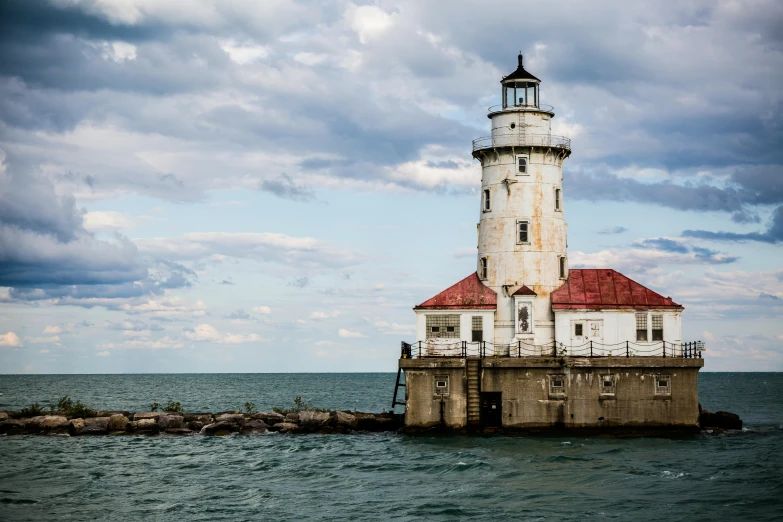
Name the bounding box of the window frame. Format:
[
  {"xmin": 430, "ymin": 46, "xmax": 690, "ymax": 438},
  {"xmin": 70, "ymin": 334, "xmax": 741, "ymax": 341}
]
[
  {"xmin": 651, "ymin": 314, "xmax": 664, "ymax": 341},
  {"xmin": 471, "ymin": 316, "xmax": 483, "ymax": 343},
  {"xmin": 574, "ymin": 322, "xmax": 583, "ymax": 337},
  {"xmin": 555, "ymin": 187, "xmax": 562, "ymax": 211},
  {"xmin": 426, "ymin": 315, "xmax": 460, "ymax": 339},
  {"xmin": 516, "ymin": 154, "xmax": 529, "ymax": 176},
  {"xmin": 482, "ymin": 188, "xmax": 491, "ymax": 212},
  {"xmin": 479, "ymin": 256, "xmax": 488, "ymax": 280},
  {"xmin": 559, "ymin": 256, "xmax": 567, "ymax": 279},
  {"xmin": 434, "ymin": 375, "xmax": 450, "ymax": 396},
  {"xmin": 636, "ymin": 313, "xmax": 648, "ymax": 342},
  {"xmin": 516, "ymin": 220, "xmax": 530, "ymax": 245},
  {"xmin": 548, "ymin": 374, "xmax": 566, "ymax": 398},
  {"xmin": 600, "ymin": 374, "xmax": 616, "ymax": 396},
  {"xmin": 654, "ymin": 374, "xmax": 671, "ymax": 396}
]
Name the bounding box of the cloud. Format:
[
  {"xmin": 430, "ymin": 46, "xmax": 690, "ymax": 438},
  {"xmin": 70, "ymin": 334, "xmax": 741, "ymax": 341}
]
[
  {"xmin": 309, "ymin": 310, "xmax": 341, "ymax": 320},
  {"xmin": 223, "ymin": 309, "xmax": 252, "ymax": 320},
  {"xmin": 183, "ymin": 323, "xmax": 267, "ymax": 344},
  {"xmin": 259, "ymin": 174, "xmax": 315, "ymax": 202},
  {"xmin": 0, "ymin": 331, "xmax": 21, "ymax": 346},
  {"xmin": 598, "ymin": 226, "xmax": 628, "ymax": 235},
  {"xmin": 83, "ymin": 211, "xmax": 134, "ymax": 232},
  {"xmin": 289, "ymin": 277, "xmax": 310, "ymax": 288},
  {"xmin": 338, "ymin": 328, "xmax": 364, "ymax": 338},
  {"xmin": 43, "ymin": 325, "xmax": 64, "ymax": 334},
  {"xmin": 96, "ymin": 350, "xmax": 110, "ymax": 356},
  {"xmin": 252, "ymin": 305, "xmax": 272, "ymax": 315},
  {"xmin": 682, "ymin": 205, "xmax": 783, "ymax": 244},
  {"xmin": 571, "ymin": 244, "xmax": 738, "ymax": 274}
]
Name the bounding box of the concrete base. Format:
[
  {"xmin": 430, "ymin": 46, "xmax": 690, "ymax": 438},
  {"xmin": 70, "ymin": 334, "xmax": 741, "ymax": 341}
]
[{"xmin": 399, "ymin": 356, "xmax": 704, "ymax": 433}]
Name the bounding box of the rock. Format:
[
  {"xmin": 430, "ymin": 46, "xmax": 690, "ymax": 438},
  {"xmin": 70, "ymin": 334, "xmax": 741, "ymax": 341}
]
[
  {"xmin": 130, "ymin": 418, "xmax": 159, "ymax": 434},
  {"xmin": 336, "ymin": 411, "xmax": 357, "ymax": 430},
  {"xmin": 215, "ymin": 413, "xmax": 245, "ymax": 424},
  {"xmin": 133, "ymin": 412, "xmax": 161, "ymax": 421},
  {"xmin": 0, "ymin": 412, "xmax": 8, "ymax": 421},
  {"xmin": 24, "ymin": 416, "xmax": 48, "ymax": 433},
  {"xmin": 240, "ymin": 420, "xmax": 269, "ymax": 435},
  {"xmin": 188, "ymin": 421, "xmax": 205, "ymax": 431},
  {"xmin": 68, "ymin": 418, "xmax": 85, "ymax": 434},
  {"xmin": 158, "ymin": 415, "xmax": 184, "ymax": 429},
  {"xmin": 298, "ymin": 411, "xmax": 330, "ymax": 432},
  {"xmin": 184, "ymin": 413, "xmax": 213, "ymax": 423},
  {"xmin": 77, "ymin": 416, "xmax": 109, "ymax": 435},
  {"xmin": 255, "ymin": 412, "xmax": 284, "ymax": 424},
  {"xmin": 201, "ymin": 421, "xmax": 240, "ymax": 436},
  {"xmin": 165, "ymin": 428, "xmax": 193, "ymax": 436},
  {"xmin": 107, "ymin": 414, "xmax": 129, "ymax": 432},
  {"xmin": 700, "ymin": 410, "xmax": 743, "ymax": 430},
  {"xmin": 0, "ymin": 419, "xmax": 26, "ymax": 435},
  {"xmin": 285, "ymin": 412, "xmax": 300, "ymax": 423},
  {"xmin": 39, "ymin": 416, "xmax": 69, "ymax": 434},
  {"xmin": 270, "ymin": 422, "xmax": 298, "ymax": 433}
]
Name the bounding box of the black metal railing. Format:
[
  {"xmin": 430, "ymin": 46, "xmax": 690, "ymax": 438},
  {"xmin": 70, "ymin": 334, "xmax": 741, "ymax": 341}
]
[
  {"xmin": 472, "ymin": 133, "xmax": 571, "ymax": 153},
  {"xmin": 487, "ymin": 103, "xmax": 555, "ymax": 114},
  {"xmin": 400, "ymin": 340, "xmax": 704, "ymax": 359}
]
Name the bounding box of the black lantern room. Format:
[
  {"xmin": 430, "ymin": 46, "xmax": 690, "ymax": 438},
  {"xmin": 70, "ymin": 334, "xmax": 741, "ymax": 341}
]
[{"xmin": 501, "ymin": 54, "xmax": 540, "ymax": 109}]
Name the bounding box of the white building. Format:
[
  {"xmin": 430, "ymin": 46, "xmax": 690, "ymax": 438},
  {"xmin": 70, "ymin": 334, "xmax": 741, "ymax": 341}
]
[{"xmin": 412, "ymin": 55, "xmax": 686, "ymax": 357}]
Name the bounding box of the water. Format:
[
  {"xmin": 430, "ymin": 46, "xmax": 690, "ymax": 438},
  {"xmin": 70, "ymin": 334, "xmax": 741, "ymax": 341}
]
[{"xmin": 0, "ymin": 373, "xmax": 781, "ymax": 521}]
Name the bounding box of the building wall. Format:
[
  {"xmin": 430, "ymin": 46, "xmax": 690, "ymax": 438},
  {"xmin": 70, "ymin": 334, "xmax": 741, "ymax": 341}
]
[
  {"xmin": 400, "ymin": 357, "xmax": 703, "ymax": 432},
  {"xmin": 476, "ymin": 108, "xmax": 569, "ymax": 347},
  {"xmin": 415, "ymin": 309, "xmax": 496, "ymax": 355},
  {"xmin": 553, "ymin": 309, "xmax": 683, "ymax": 356}
]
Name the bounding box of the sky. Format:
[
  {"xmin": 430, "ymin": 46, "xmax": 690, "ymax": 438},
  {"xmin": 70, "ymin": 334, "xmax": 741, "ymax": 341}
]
[{"xmin": 0, "ymin": 0, "xmax": 781, "ymax": 373}]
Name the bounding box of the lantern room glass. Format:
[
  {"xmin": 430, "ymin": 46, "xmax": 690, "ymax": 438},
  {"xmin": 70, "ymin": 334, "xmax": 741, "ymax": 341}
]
[{"xmin": 502, "ymin": 82, "xmax": 538, "ymax": 109}]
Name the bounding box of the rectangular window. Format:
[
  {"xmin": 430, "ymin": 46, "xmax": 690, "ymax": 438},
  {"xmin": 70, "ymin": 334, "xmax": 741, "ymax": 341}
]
[
  {"xmin": 636, "ymin": 313, "xmax": 648, "ymax": 342},
  {"xmin": 600, "ymin": 374, "xmax": 616, "ymax": 395},
  {"xmin": 652, "ymin": 314, "xmax": 664, "ymax": 341},
  {"xmin": 479, "ymin": 257, "xmax": 488, "ymax": 280},
  {"xmin": 555, "ymin": 188, "xmax": 562, "ymax": 211},
  {"xmin": 517, "ymin": 155, "xmax": 528, "ymax": 175},
  {"xmin": 434, "ymin": 375, "xmax": 449, "ymax": 396},
  {"xmin": 426, "ymin": 315, "xmax": 460, "ymax": 339},
  {"xmin": 654, "ymin": 375, "xmax": 671, "ymax": 396},
  {"xmin": 471, "ymin": 316, "xmax": 483, "ymax": 342},
  {"xmin": 482, "ymin": 188, "xmax": 491, "ymax": 212},
  {"xmin": 574, "ymin": 323, "xmax": 583, "ymax": 337},
  {"xmin": 559, "ymin": 256, "xmax": 567, "ymax": 279},
  {"xmin": 549, "ymin": 374, "xmax": 566, "ymax": 397},
  {"xmin": 517, "ymin": 220, "xmax": 530, "ymax": 244}
]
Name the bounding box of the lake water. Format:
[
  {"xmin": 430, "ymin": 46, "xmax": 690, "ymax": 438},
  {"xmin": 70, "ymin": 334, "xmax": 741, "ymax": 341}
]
[{"xmin": 0, "ymin": 372, "xmax": 781, "ymax": 521}]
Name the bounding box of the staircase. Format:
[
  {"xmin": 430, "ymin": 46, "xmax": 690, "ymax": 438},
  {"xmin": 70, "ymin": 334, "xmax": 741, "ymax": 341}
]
[{"xmin": 466, "ymin": 358, "xmax": 481, "ymax": 428}]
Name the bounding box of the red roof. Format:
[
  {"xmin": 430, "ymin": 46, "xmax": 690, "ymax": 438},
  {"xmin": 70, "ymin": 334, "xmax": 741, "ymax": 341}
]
[
  {"xmin": 511, "ymin": 285, "xmax": 537, "ymax": 296},
  {"xmin": 415, "ymin": 272, "xmax": 497, "ymax": 310},
  {"xmin": 551, "ymin": 269, "xmax": 682, "ymax": 310}
]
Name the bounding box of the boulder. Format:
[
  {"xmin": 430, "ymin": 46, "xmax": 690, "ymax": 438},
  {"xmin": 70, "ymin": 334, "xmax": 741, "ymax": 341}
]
[
  {"xmin": 158, "ymin": 415, "xmax": 184, "ymax": 429},
  {"xmin": 24, "ymin": 416, "xmax": 49, "ymax": 433},
  {"xmin": 68, "ymin": 418, "xmax": 85, "ymax": 434},
  {"xmin": 0, "ymin": 412, "xmax": 8, "ymax": 421},
  {"xmin": 240, "ymin": 420, "xmax": 269, "ymax": 435},
  {"xmin": 184, "ymin": 413, "xmax": 213, "ymax": 423},
  {"xmin": 285, "ymin": 412, "xmax": 300, "ymax": 424},
  {"xmin": 298, "ymin": 411, "xmax": 330, "ymax": 432},
  {"xmin": 355, "ymin": 412, "xmax": 403, "ymax": 432},
  {"xmin": 187, "ymin": 421, "xmax": 206, "ymax": 431},
  {"xmin": 215, "ymin": 413, "xmax": 245, "ymax": 424},
  {"xmin": 133, "ymin": 412, "xmax": 161, "ymax": 421},
  {"xmin": 130, "ymin": 418, "xmax": 159, "ymax": 434},
  {"xmin": 0, "ymin": 419, "xmax": 26, "ymax": 435},
  {"xmin": 336, "ymin": 411, "xmax": 357, "ymax": 430},
  {"xmin": 269, "ymin": 422, "xmax": 298, "ymax": 433},
  {"xmin": 165, "ymin": 428, "xmax": 193, "ymax": 436},
  {"xmin": 78, "ymin": 416, "xmax": 109, "ymax": 435},
  {"xmin": 700, "ymin": 410, "xmax": 743, "ymax": 430},
  {"xmin": 255, "ymin": 412, "xmax": 285, "ymax": 424},
  {"xmin": 39, "ymin": 416, "xmax": 69, "ymax": 434},
  {"xmin": 107, "ymin": 414, "xmax": 129, "ymax": 432},
  {"xmin": 201, "ymin": 421, "xmax": 240, "ymax": 436}
]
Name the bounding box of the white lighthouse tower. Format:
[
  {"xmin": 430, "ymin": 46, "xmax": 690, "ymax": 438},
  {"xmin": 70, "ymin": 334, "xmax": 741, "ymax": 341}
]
[{"xmin": 473, "ymin": 54, "xmax": 571, "ymax": 348}]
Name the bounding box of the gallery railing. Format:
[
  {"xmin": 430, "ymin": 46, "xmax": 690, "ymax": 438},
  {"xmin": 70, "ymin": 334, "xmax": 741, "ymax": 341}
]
[
  {"xmin": 472, "ymin": 133, "xmax": 571, "ymax": 152},
  {"xmin": 400, "ymin": 340, "xmax": 705, "ymax": 359}
]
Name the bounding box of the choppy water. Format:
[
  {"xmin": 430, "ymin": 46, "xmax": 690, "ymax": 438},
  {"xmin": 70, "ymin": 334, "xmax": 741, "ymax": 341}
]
[{"xmin": 0, "ymin": 373, "xmax": 781, "ymax": 521}]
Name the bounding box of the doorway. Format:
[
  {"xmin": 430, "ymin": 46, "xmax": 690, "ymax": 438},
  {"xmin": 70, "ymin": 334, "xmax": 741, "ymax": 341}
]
[{"xmin": 480, "ymin": 392, "xmax": 502, "ymax": 427}]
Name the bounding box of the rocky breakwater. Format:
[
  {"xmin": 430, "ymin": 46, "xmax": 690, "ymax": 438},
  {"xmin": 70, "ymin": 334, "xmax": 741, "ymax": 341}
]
[{"xmin": 0, "ymin": 409, "xmax": 403, "ymax": 437}]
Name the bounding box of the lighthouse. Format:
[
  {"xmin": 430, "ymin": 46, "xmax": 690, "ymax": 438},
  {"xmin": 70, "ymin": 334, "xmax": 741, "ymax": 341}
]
[
  {"xmin": 474, "ymin": 53, "xmax": 570, "ymax": 348},
  {"xmin": 396, "ymin": 54, "xmax": 705, "ymax": 433}
]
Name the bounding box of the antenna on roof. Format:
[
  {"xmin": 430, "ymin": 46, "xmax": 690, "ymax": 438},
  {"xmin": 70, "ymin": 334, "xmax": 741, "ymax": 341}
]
[{"xmin": 518, "ymin": 52, "xmax": 523, "ymax": 67}]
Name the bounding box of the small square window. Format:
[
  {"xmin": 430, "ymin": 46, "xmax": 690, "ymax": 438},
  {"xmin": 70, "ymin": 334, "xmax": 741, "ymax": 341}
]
[
  {"xmin": 600, "ymin": 374, "xmax": 616, "ymax": 395},
  {"xmin": 446, "ymin": 326, "xmax": 455, "ymax": 333},
  {"xmin": 431, "ymin": 326, "xmax": 440, "ymax": 333},
  {"xmin": 549, "ymin": 374, "xmax": 566, "ymax": 397},
  {"xmin": 517, "ymin": 155, "xmax": 528, "ymax": 175},
  {"xmin": 574, "ymin": 323, "xmax": 583, "ymax": 337},
  {"xmin": 434, "ymin": 375, "xmax": 449, "ymax": 396},
  {"xmin": 482, "ymin": 188, "xmax": 491, "ymax": 212},
  {"xmin": 517, "ymin": 221, "xmax": 530, "ymax": 244},
  {"xmin": 655, "ymin": 375, "xmax": 671, "ymax": 395}
]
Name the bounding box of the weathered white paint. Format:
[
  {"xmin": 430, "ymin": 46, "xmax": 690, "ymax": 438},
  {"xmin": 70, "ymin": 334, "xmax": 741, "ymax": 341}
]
[
  {"xmin": 553, "ymin": 309, "xmax": 683, "ymax": 356},
  {"xmin": 415, "ymin": 309, "xmax": 496, "ymax": 356},
  {"xmin": 476, "ymin": 103, "xmax": 569, "ymax": 346}
]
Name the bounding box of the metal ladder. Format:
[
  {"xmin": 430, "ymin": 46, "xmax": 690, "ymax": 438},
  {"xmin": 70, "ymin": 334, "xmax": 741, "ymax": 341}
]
[
  {"xmin": 466, "ymin": 358, "xmax": 481, "ymax": 427},
  {"xmin": 391, "ymin": 367, "xmax": 405, "ymax": 409}
]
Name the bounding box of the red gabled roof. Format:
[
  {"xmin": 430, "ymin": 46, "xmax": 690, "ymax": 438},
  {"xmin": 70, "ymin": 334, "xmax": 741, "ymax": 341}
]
[
  {"xmin": 551, "ymin": 269, "xmax": 682, "ymax": 310},
  {"xmin": 511, "ymin": 285, "xmax": 537, "ymax": 296},
  {"xmin": 415, "ymin": 272, "xmax": 497, "ymax": 310}
]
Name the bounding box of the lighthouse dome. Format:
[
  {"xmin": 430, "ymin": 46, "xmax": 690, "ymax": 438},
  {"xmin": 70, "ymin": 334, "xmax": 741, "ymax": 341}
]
[{"xmin": 501, "ymin": 54, "xmax": 540, "ymax": 109}]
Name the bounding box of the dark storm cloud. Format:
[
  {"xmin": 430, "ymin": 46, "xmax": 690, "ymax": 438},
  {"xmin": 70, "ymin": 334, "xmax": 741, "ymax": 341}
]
[{"xmin": 682, "ymin": 205, "xmax": 783, "ymax": 244}]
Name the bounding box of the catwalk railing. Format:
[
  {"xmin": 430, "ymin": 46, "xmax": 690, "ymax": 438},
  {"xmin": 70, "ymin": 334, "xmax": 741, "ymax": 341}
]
[{"xmin": 400, "ymin": 340, "xmax": 705, "ymax": 359}]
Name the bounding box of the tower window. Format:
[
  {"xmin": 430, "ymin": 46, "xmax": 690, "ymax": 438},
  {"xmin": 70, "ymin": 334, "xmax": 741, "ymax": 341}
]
[
  {"xmin": 652, "ymin": 314, "xmax": 664, "ymax": 341},
  {"xmin": 482, "ymin": 188, "xmax": 491, "ymax": 212},
  {"xmin": 517, "ymin": 220, "xmax": 530, "ymax": 244},
  {"xmin": 559, "ymin": 256, "xmax": 567, "ymax": 279},
  {"xmin": 555, "ymin": 188, "xmax": 562, "ymax": 211},
  {"xmin": 636, "ymin": 313, "xmax": 648, "ymax": 342},
  {"xmin": 517, "ymin": 155, "xmax": 528, "ymax": 175},
  {"xmin": 479, "ymin": 257, "xmax": 488, "ymax": 280}
]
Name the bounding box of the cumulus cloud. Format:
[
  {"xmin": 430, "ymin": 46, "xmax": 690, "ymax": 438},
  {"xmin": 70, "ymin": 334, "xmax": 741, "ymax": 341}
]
[
  {"xmin": 183, "ymin": 323, "xmax": 267, "ymax": 344},
  {"xmin": 309, "ymin": 310, "xmax": 341, "ymax": 320},
  {"xmin": 252, "ymin": 305, "xmax": 272, "ymax": 315},
  {"xmin": 0, "ymin": 331, "xmax": 21, "ymax": 346},
  {"xmin": 259, "ymin": 174, "xmax": 315, "ymax": 202},
  {"xmin": 338, "ymin": 328, "xmax": 364, "ymax": 338}
]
